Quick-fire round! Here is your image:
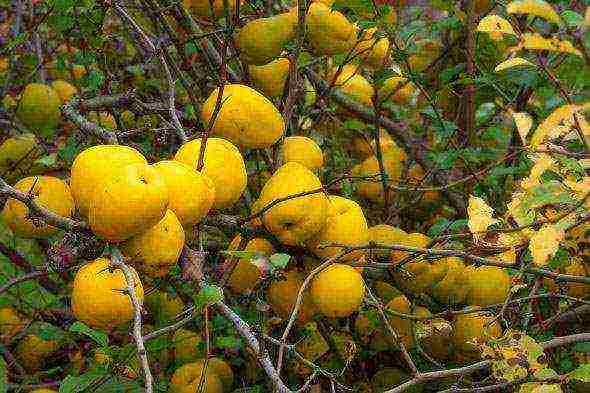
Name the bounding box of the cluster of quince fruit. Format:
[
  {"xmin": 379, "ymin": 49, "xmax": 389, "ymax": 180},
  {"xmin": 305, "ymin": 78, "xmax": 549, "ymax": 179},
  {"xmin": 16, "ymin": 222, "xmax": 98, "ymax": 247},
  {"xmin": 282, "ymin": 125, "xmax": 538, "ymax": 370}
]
[{"xmin": 0, "ymin": 0, "xmax": 546, "ymax": 390}]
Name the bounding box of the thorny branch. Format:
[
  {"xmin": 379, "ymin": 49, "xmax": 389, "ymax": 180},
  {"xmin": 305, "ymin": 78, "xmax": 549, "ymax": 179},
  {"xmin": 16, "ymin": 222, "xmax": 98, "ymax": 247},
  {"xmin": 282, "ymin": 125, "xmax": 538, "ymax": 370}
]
[{"xmin": 0, "ymin": 177, "xmax": 86, "ymax": 232}]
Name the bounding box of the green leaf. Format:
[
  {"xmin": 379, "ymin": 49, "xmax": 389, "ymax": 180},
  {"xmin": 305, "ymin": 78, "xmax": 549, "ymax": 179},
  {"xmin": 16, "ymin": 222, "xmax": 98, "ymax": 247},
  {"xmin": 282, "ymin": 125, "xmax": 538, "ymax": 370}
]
[
  {"xmin": 534, "ymin": 367, "xmax": 559, "ymax": 381},
  {"xmin": 69, "ymin": 321, "xmax": 108, "ymax": 347},
  {"xmin": 193, "ymin": 284, "xmax": 224, "ymax": 309},
  {"xmin": 215, "ymin": 335, "xmax": 243, "ymax": 351},
  {"xmin": 560, "ymin": 11, "xmax": 584, "ymax": 28},
  {"xmin": 184, "ymin": 42, "xmax": 199, "ymax": 56},
  {"xmin": 55, "ymin": 0, "xmax": 74, "ymax": 11},
  {"xmin": 569, "ymin": 363, "xmax": 590, "ymax": 383},
  {"xmin": 34, "ymin": 153, "xmax": 58, "ymax": 168},
  {"xmin": 430, "ymin": 150, "xmax": 460, "ymax": 170},
  {"xmin": 0, "ymin": 356, "xmax": 6, "ymax": 393},
  {"xmin": 58, "ymin": 134, "xmax": 80, "ymax": 164},
  {"xmin": 59, "ymin": 369, "xmax": 105, "ymax": 393},
  {"xmin": 85, "ymin": 69, "xmax": 105, "ymax": 91},
  {"xmin": 427, "ymin": 217, "xmax": 451, "ymax": 237},
  {"xmin": 37, "ymin": 322, "xmax": 65, "ymax": 342},
  {"xmin": 343, "ymin": 119, "xmax": 366, "ymax": 131},
  {"xmin": 572, "ymin": 342, "xmax": 590, "ymax": 353},
  {"xmin": 220, "ymin": 250, "xmax": 259, "ymax": 260},
  {"xmin": 269, "ymin": 253, "xmax": 290, "ymax": 270}
]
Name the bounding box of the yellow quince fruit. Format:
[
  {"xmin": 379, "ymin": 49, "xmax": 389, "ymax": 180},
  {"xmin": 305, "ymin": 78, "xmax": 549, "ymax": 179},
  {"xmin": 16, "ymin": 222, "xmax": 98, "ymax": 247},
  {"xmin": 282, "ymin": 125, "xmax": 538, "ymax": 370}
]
[
  {"xmin": 452, "ymin": 312, "xmax": 502, "ymax": 361},
  {"xmin": 226, "ymin": 235, "xmax": 275, "ymax": 294},
  {"xmin": 202, "ymin": 84, "xmax": 285, "ymax": 149},
  {"xmin": 235, "ymin": 12, "xmax": 297, "ymax": 65},
  {"xmin": 253, "ymin": 162, "xmax": 328, "ymax": 246},
  {"xmin": 89, "ymin": 163, "xmax": 169, "ymax": 242},
  {"xmin": 310, "ymin": 263, "xmax": 365, "ymax": 317},
  {"xmin": 465, "ymin": 266, "xmax": 511, "ymax": 306},
  {"xmin": 267, "ymin": 270, "xmax": 316, "ymax": 324},
  {"xmin": 174, "ymin": 137, "xmax": 247, "ymax": 210},
  {"xmin": 307, "ymin": 195, "xmax": 369, "ymax": 261},
  {"xmin": 353, "ymin": 27, "xmax": 390, "ymax": 69},
  {"xmin": 153, "ymin": 160, "xmax": 215, "ymax": 229},
  {"xmin": 329, "ymin": 64, "xmax": 374, "ymax": 107},
  {"xmin": 306, "ymin": 2, "xmax": 357, "ymax": 56},
  {"xmin": 352, "ymin": 146, "xmax": 406, "ymax": 203},
  {"xmin": 280, "ymin": 136, "xmax": 324, "ymax": 171},
  {"xmin": 2, "ymin": 176, "xmax": 74, "ymax": 238},
  {"xmin": 121, "ymin": 210, "xmax": 185, "ymax": 277},
  {"xmin": 170, "ymin": 360, "xmax": 223, "ymax": 393},
  {"xmin": 14, "ymin": 333, "xmax": 59, "ymax": 372},
  {"xmin": 16, "ymin": 83, "xmax": 62, "ymax": 137},
  {"xmin": 367, "ymin": 224, "xmax": 407, "ymax": 259},
  {"xmin": 183, "ymin": 0, "xmax": 242, "ymax": 19},
  {"xmin": 0, "ymin": 133, "xmax": 44, "ymax": 184},
  {"xmin": 71, "ymin": 257, "xmax": 144, "ymax": 330},
  {"xmin": 51, "ymin": 80, "xmax": 78, "ymax": 104},
  {"xmin": 378, "ymin": 76, "xmax": 416, "ymax": 105},
  {"xmin": 70, "ymin": 145, "xmax": 147, "ymax": 217},
  {"xmin": 249, "ymin": 57, "xmax": 290, "ymax": 99}
]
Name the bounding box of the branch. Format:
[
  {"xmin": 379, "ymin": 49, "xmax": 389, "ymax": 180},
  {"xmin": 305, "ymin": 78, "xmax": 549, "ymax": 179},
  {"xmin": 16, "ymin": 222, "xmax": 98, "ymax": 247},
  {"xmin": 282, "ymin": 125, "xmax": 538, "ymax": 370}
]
[
  {"xmin": 61, "ymin": 100, "xmax": 118, "ymax": 144},
  {"xmin": 462, "ymin": 0, "xmax": 476, "ymax": 145},
  {"xmin": 382, "ymin": 333, "xmax": 590, "ymax": 393},
  {"xmin": 364, "ymin": 281, "xmax": 418, "ymax": 375},
  {"xmin": 214, "ymin": 302, "xmax": 294, "ymax": 393},
  {"xmin": 176, "ymin": 247, "xmax": 303, "ymax": 393},
  {"xmin": 157, "ymin": 51, "xmax": 188, "ymax": 144},
  {"xmin": 143, "ymin": 306, "xmax": 197, "ymax": 342},
  {"xmin": 110, "ymin": 254, "xmax": 153, "ymax": 393},
  {"xmin": 76, "ymin": 91, "xmax": 136, "ymax": 111},
  {"xmin": 174, "ymin": 5, "xmax": 240, "ymax": 83},
  {"xmin": 113, "ymin": 2, "xmax": 187, "ymax": 144},
  {"xmin": 0, "ymin": 269, "xmax": 51, "ymax": 296},
  {"xmin": 0, "ymin": 177, "xmax": 86, "ymax": 232}
]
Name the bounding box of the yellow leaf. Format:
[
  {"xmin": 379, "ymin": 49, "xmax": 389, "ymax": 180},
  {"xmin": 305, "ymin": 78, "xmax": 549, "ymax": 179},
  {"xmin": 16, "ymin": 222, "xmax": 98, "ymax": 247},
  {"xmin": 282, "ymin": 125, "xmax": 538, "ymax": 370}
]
[
  {"xmin": 507, "ymin": 0, "xmax": 562, "ymax": 24},
  {"xmin": 586, "ymin": 7, "xmax": 590, "ymax": 28},
  {"xmin": 564, "ymin": 177, "xmax": 590, "ymax": 200},
  {"xmin": 530, "ymin": 104, "xmax": 583, "ymax": 147},
  {"xmin": 495, "ymin": 57, "xmax": 535, "ymax": 72},
  {"xmin": 295, "ymin": 322, "xmax": 329, "ymax": 361},
  {"xmin": 545, "ymin": 125, "xmax": 572, "ymax": 141},
  {"xmin": 529, "ymin": 224, "xmax": 565, "ymax": 267},
  {"xmin": 494, "ymin": 247, "xmax": 517, "ymax": 263},
  {"xmin": 467, "ymin": 195, "xmax": 498, "ymax": 235},
  {"xmin": 499, "ymin": 232, "xmax": 523, "ymax": 247},
  {"xmin": 520, "ymin": 153, "xmax": 555, "ymax": 190},
  {"xmin": 477, "ymin": 15, "xmax": 517, "ymax": 36},
  {"xmin": 520, "ymin": 33, "xmax": 582, "ymax": 57},
  {"xmin": 511, "ymin": 111, "xmax": 533, "ymax": 144},
  {"xmin": 530, "ymin": 384, "xmax": 563, "ymax": 393}
]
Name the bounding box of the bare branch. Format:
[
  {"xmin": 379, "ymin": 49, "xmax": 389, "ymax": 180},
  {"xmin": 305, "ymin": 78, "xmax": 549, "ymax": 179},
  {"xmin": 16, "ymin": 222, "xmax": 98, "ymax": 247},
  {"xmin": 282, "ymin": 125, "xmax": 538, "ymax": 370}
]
[{"xmin": 110, "ymin": 253, "xmax": 153, "ymax": 393}]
